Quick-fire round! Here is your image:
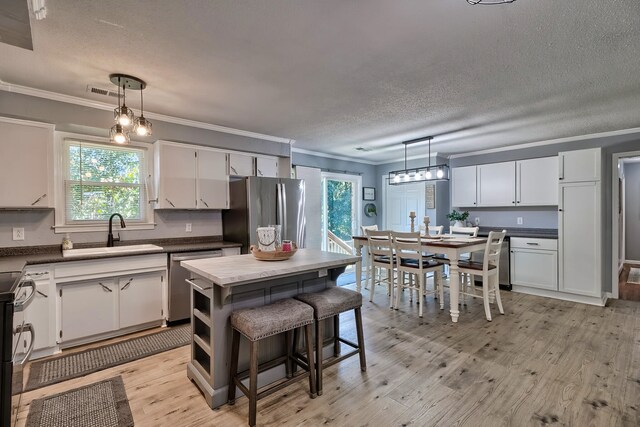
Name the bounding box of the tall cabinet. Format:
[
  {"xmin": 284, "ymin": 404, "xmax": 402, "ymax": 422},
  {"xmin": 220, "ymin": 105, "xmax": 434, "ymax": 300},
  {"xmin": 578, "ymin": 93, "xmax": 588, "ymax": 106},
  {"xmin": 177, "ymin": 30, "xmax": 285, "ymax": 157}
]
[{"xmin": 558, "ymin": 148, "xmax": 602, "ymax": 301}]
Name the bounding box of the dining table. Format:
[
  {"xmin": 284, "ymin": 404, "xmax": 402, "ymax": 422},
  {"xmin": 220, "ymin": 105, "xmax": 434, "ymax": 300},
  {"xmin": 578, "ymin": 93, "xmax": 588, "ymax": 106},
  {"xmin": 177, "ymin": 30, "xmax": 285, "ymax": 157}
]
[{"xmin": 351, "ymin": 234, "xmax": 488, "ymax": 323}]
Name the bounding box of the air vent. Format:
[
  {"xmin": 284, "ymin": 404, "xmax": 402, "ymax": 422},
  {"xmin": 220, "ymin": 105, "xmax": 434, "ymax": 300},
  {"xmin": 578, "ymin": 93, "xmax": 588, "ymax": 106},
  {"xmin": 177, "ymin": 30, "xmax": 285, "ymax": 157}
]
[{"xmin": 86, "ymin": 85, "xmax": 120, "ymax": 98}]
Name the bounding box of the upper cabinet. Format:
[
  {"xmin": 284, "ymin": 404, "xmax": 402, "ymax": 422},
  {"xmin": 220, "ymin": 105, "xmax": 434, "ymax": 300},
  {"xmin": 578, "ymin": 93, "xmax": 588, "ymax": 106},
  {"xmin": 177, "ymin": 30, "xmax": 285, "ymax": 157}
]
[
  {"xmin": 154, "ymin": 141, "xmax": 229, "ymax": 209},
  {"xmin": 451, "ymin": 166, "xmax": 477, "ymax": 207},
  {"xmin": 516, "ymin": 157, "xmax": 558, "ymax": 206},
  {"xmin": 477, "ymin": 162, "xmax": 516, "ymax": 207},
  {"xmin": 559, "ymin": 147, "xmax": 601, "ymax": 182},
  {"xmin": 228, "ymin": 153, "xmax": 255, "ymax": 177},
  {"xmin": 0, "ymin": 118, "xmax": 54, "ymax": 208},
  {"xmin": 256, "ymin": 156, "xmax": 279, "ymax": 178}
]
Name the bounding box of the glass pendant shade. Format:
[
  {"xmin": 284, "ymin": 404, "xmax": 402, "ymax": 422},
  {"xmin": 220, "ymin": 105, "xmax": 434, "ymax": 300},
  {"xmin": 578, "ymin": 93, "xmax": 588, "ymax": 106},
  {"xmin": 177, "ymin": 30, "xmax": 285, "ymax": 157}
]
[
  {"xmin": 109, "ymin": 124, "xmax": 129, "ymax": 145},
  {"xmin": 134, "ymin": 116, "xmax": 152, "ymax": 136},
  {"xmin": 114, "ymin": 105, "xmax": 134, "ymax": 127}
]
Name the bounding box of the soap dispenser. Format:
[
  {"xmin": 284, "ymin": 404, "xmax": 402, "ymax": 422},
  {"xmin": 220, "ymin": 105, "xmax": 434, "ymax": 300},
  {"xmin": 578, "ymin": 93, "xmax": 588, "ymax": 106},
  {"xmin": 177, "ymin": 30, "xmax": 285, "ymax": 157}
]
[{"xmin": 62, "ymin": 233, "xmax": 73, "ymax": 250}]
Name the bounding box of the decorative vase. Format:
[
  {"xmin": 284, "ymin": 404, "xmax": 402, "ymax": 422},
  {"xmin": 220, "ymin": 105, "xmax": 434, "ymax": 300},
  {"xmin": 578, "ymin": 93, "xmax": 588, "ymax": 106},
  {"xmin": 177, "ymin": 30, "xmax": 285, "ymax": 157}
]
[{"xmin": 454, "ymin": 220, "xmax": 465, "ymax": 228}]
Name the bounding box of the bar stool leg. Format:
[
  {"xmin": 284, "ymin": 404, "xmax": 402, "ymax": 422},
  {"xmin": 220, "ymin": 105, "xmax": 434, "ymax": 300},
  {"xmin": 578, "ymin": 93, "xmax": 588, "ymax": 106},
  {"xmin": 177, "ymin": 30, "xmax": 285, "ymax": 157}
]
[
  {"xmin": 227, "ymin": 329, "xmax": 240, "ymax": 405},
  {"xmin": 304, "ymin": 324, "xmax": 317, "ymax": 398},
  {"xmin": 285, "ymin": 330, "xmax": 293, "ymax": 379},
  {"xmin": 248, "ymin": 340, "xmax": 259, "ymax": 427},
  {"xmin": 355, "ymin": 307, "xmax": 367, "ymax": 372},
  {"xmin": 333, "ymin": 315, "xmax": 341, "ymax": 357},
  {"xmin": 315, "ymin": 319, "xmax": 324, "ymax": 395},
  {"xmin": 291, "ymin": 327, "xmax": 299, "ymax": 375}
]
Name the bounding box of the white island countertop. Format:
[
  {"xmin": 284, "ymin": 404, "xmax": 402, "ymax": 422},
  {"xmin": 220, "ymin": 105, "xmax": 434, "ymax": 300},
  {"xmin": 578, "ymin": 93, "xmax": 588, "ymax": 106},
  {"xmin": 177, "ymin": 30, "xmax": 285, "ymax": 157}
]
[{"xmin": 180, "ymin": 249, "xmax": 360, "ymax": 287}]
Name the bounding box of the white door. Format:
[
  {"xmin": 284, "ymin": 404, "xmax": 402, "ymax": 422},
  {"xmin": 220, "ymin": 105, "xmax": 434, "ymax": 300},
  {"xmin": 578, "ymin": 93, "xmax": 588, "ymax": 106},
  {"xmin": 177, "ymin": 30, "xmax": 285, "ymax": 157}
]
[
  {"xmin": 558, "ymin": 181, "xmax": 601, "ymax": 297},
  {"xmin": 24, "ymin": 281, "xmax": 53, "ymax": 350},
  {"xmin": 384, "ymin": 182, "xmax": 425, "ymax": 231},
  {"xmin": 59, "ymin": 280, "xmax": 118, "ymax": 342},
  {"xmin": 510, "ymin": 249, "xmax": 558, "ymax": 290},
  {"xmin": 559, "ymin": 148, "xmax": 601, "ymax": 182},
  {"xmin": 517, "ymin": 157, "xmax": 559, "ymax": 206},
  {"xmin": 256, "ymin": 157, "xmax": 279, "ymax": 177},
  {"xmin": 157, "ymin": 143, "xmax": 197, "ymax": 209},
  {"xmin": 119, "ymin": 272, "xmax": 164, "ymax": 329},
  {"xmin": 228, "ymin": 153, "xmax": 255, "ymax": 176},
  {"xmin": 296, "ymin": 166, "xmax": 323, "ymax": 250},
  {"xmin": 451, "ymin": 166, "xmax": 477, "ymax": 207},
  {"xmin": 0, "ymin": 120, "xmax": 52, "ymax": 207},
  {"xmin": 477, "ymin": 162, "xmax": 516, "ymax": 207},
  {"xmin": 197, "ymin": 150, "xmax": 229, "ymax": 209}
]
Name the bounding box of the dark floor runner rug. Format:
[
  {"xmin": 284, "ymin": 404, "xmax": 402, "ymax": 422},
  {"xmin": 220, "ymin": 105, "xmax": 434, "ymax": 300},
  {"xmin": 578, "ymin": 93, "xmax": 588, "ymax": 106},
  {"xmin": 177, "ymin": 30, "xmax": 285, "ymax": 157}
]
[
  {"xmin": 25, "ymin": 376, "xmax": 133, "ymax": 427},
  {"xmin": 26, "ymin": 325, "xmax": 190, "ymax": 392}
]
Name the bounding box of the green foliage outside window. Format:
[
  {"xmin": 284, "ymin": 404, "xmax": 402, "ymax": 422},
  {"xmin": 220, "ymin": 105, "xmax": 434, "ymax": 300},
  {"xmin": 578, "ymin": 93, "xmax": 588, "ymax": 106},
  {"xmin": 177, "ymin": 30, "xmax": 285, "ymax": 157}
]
[{"xmin": 326, "ymin": 180, "xmax": 353, "ymax": 241}]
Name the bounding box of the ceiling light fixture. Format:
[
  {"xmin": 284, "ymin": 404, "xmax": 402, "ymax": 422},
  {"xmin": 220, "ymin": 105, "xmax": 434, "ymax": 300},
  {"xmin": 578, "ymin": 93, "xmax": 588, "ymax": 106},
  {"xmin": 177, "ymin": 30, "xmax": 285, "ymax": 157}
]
[
  {"xmin": 108, "ymin": 74, "xmax": 152, "ymax": 143},
  {"xmin": 388, "ymin": 136, "xmax": 450, "ymax": 185},
  {"xmin": 466, "ymin": 0, "xmax": 516, "ymax": 4}
]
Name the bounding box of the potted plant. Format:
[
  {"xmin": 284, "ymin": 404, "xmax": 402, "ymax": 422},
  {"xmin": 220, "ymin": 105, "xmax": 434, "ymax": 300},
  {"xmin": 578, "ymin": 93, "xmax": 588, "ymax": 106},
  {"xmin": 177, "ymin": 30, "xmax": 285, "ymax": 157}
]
[{"xmin": 447, "ymin": 210, "xmax": 469, "ymax": 227}]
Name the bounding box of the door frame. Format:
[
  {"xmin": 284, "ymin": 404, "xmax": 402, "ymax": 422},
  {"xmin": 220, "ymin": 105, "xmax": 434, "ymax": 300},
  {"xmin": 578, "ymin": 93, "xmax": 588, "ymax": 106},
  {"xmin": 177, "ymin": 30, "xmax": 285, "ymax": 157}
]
[
  {"xmin": 611, "ymin": 150, "xmax": 640, "ymax": 299},
  {"xmin": 321, "ymin": 172, "xmax": 362, "ymax": 250}
]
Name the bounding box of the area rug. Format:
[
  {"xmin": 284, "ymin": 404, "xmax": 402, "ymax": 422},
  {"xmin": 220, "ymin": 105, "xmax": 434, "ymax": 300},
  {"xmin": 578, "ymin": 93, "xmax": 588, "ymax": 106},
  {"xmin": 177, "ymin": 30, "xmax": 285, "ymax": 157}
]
[
  {"xmin": 25, "ymin": 376, "xmax": 133, "ymax": 427},
  {"xmin": 628, "ymin": 267, "xmax": 640, "ymax": 285},
  {"xmin": 26, "ymin": 325, "xmax": 190, "ymax": 392}
]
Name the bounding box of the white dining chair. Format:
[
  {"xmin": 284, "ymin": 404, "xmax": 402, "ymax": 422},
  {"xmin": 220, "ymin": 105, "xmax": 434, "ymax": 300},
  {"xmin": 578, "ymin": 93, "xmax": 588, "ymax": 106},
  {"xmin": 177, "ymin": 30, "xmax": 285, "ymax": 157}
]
[
  {"xmin": 428, "ymin": 225, "xmax": 444, "ymax": 236},
  {"xmin": 457, "ymin": 230, "xmax": 507, "ymax": 321},
  {"xmin": 365, "ymin": 229, "xmax": 395, "ymax": 308},
  {"xmin": 391, "ymin": 232, "xmax": 444, "ymax": 317},
  {"xmin": 360, "ymin": 225, "xmax": 379, "ymax": 289},
  {"xmin": 448, "ymin": 226, "xmax": 479, "ymax": 304}
]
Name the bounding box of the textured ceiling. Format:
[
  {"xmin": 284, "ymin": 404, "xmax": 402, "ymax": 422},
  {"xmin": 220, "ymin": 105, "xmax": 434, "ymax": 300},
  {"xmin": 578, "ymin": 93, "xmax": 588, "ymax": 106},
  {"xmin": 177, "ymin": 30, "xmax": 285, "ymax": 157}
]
[{"xmin": 0, "ymin": 0, "xmax": 639, "ymax": 162}]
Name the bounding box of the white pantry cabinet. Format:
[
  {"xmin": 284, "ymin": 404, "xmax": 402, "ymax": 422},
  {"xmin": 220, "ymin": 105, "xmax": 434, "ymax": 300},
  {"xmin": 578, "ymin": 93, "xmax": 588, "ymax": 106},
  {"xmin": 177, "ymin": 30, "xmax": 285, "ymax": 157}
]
[
  {"xmin": 516, "ymin": 157, "xmax": 558, "ymax": 206},
  {"xmin": 0, "ymin": 117, "xmax": 54, "ymax": 208},
  {"xmin": 228, "ymin": 153, "xmax": 255, "ymax": 177},
  {"xmin": 256, "ymin": 156, "xmax": 279, "ymax": 178},
  {"xmin": 510, "ymin": 238, "xmax": 558, "ymax": 291},
  {"xmin": 559, "ymin": 147, "xmax": 601, "ymax": 182},
  {"xmin": 451, "ymin": 166, "xmax": 477, "ymax": 207},
  {"xmin": 118, "ymin": 272, "xmax": 163, "ymax": 329},
  {"xmin": 59, "ymin": 279, "xmax": 118, "ymax": 342},
  {"xmin": 477, "ymin": 162, "xmax": 516, "ymax": 207}
]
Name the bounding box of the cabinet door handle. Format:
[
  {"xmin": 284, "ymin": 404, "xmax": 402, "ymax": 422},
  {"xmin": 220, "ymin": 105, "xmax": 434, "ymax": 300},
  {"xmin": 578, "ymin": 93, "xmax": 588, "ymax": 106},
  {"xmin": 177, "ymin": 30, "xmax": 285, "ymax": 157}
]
[
  {"xmin": 165, "ymin": 198, "xmax": 176, "ymax": 208},
  {"xmin": 37, "ymin": 290, "xmax": 48, "ymax": 298},
  {"xmin": 230, "ymin": 166, "xmax": 238, "ymax": 175},
  {"xmin": 257, "ymin": 169, "xmax": 263, "ymax": 176},
  {"xmin": 199, "ymin": 198, "xmax": 209, "ymax": 208},
  {"xmin": 526, "ymin": 242, "xmax": 540, "ymax": 246},
  {"xmin": 99, "ymin": 282, "xmax": 113, "ymax": 292},
  {"xmin": 121, "ymin": 278, "xmax": 133, "ymax": 291},
  {"xmin": 31, "ymin": 193, "xmax": 47, "ymax": 206}
]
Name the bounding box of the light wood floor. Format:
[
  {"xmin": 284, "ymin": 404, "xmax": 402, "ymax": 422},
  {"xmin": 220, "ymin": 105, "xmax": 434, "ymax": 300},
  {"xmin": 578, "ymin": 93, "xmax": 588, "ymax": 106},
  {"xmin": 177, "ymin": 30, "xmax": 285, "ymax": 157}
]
[
  {"xmin": 16, "ymin": 283, "xmax": 640, "ymax": 427},
  {"xmin": 619, "ymin": 262, "xmax": 640, "ymax": 301}
]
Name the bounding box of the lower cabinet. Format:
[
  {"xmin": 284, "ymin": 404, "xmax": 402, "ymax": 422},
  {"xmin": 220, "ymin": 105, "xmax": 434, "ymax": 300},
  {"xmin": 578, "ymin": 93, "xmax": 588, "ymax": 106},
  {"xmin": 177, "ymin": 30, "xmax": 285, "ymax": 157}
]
[
  {"xmin": 118, "ymin": 272, "xmax": 163, "ymax": 329},
  {"xmin": 24, "ymin": 281, "xmax": 54, "ymax": 351},
  {"xmin": 60, "ymin": 279, "xmax": 118, "ymax": 342},
  {"xmin": 510, "ymin": 239, "xmax": 558, "ymax": 291}
]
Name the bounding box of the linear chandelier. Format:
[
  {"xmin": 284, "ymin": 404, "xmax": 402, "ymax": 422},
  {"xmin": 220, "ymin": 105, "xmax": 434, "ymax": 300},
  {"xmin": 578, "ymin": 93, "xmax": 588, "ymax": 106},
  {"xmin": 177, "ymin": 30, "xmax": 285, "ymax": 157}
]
[
  {"xmin": 467, "ymin": 0, "xmax": 516, "ymax": 4},
  {"xmin": 388, "ymin": 136, "xmax": 450, "ymax": 185},
  {"xmin": 108, "ymin": 74, "xmax": 153, "ymax": 144}
]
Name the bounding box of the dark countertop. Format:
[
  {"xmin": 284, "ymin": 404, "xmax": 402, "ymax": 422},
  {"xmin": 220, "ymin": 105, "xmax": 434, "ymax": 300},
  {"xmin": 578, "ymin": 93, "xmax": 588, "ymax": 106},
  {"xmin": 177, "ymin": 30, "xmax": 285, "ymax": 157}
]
[
  {"xmin": 476, "ymin": 227, "xmax": 558, "ymax": 239},
  {"xmin": 0, "ymin": 236, "xmax": 242, "ymax": 274}
]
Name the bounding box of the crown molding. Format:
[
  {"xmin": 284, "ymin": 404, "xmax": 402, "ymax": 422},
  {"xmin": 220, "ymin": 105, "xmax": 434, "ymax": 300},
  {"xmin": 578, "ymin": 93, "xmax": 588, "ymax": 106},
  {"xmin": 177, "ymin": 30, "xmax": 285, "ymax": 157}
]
[
  {"xmin": 0, "ymin": 80, "xmax": 294, "ymax": 144},
  {"xmin": 291, "ymin": 147, "xmax": 441, "ymax": 166},
  {"xmin": 448, "ymin": 127, "xmax": 640, "ymax": 159}
]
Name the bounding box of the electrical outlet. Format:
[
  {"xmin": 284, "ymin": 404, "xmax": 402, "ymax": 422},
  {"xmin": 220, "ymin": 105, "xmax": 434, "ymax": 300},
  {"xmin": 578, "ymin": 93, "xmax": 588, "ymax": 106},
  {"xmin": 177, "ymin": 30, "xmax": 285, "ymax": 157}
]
[
  {"xmin": 185, "ymin": 223, "xmax": 192, "ymax": 232},
  {"xmin": 474, "ymin": 217, "xmax": 480, "ymax": 226},
  {"xmin": 12, "ymin": 227, "xmax": 25, "ymax": 241},
  {"xmin": 517, "ymin": 217, "xmax": 523, "ymax": 225}
]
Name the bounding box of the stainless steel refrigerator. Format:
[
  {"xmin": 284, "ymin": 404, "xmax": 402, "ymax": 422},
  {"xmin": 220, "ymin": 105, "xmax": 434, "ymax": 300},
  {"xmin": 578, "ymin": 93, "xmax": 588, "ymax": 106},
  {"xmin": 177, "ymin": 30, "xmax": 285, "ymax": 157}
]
[{"xmin": 223, "ymin": 177, "xmax": 306, "ymax": 253}]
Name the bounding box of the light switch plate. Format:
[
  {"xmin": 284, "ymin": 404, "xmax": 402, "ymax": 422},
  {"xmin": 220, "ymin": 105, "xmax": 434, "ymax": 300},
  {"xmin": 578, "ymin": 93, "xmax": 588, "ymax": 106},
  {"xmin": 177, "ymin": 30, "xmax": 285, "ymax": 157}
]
[
  {"xmin": 517, "ymin": 217, "xmax": 523, "ymax": 225},
  {"xmin": 185, "ymin": 223, "xmax": 192, "ymax": 232},
  {"xmin": 12, "ymin": 227, "xmax": 25, "ymax": 241},
  {"xmin": 474, "ymin": 217, "xmax": 480, "ymax": 226}
]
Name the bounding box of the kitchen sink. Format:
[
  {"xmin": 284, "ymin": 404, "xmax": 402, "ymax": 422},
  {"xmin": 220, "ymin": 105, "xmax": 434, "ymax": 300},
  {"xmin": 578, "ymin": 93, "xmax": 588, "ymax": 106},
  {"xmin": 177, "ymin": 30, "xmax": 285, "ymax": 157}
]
[{"xmin": 62, "ymin": 244, "xmax": 164, "ymax": 258}]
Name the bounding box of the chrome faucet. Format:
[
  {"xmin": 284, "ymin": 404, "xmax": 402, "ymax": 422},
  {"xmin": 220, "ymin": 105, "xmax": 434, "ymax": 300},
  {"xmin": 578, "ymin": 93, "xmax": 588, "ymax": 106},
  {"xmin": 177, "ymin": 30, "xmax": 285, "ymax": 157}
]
[{"xmin": 107, "ymin": 213, "xmax": 126, "ymax": 247}]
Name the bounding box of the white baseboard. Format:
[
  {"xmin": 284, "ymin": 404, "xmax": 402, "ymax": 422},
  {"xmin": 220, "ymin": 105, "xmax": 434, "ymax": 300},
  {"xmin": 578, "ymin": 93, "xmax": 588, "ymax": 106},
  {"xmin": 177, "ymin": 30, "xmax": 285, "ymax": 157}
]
[{"xmin": 512, "ymin": 285, "xmax": 607, "ymax": 307}]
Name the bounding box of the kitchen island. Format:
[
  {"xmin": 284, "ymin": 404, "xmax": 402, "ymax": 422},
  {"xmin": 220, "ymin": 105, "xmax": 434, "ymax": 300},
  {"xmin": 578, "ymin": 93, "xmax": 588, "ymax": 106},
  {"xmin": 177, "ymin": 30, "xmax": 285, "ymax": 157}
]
[{"xmin": 180, "ymin": 249, "xmax": 359, "ymax": 409}]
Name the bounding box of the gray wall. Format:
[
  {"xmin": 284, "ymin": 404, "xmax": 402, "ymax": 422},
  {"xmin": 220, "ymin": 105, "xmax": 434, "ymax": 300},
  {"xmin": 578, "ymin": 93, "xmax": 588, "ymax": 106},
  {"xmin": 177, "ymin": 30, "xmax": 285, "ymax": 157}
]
[
  {"xmin": 291, "ymin": 151, "xmax": 378, "ymax": 227},
  {"xmin": 374, "ymin": 156, "xmax": 450, "ymax": 227},
  {"xmin": 0, "ymin": 91, "xmax": 290, "ymax": 248},
  {"xmin": 624, "ymin": 162, "xmax": 640, "ymax": 261}
]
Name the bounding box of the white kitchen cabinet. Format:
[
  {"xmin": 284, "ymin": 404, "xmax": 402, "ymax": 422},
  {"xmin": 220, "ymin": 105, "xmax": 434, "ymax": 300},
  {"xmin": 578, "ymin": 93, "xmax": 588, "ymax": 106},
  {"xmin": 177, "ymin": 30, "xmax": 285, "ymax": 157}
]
[
  {"xmin": 197, "ymin": 149, "xmax": 229, "ymax": 209},
  {"xmin": 118, "ymin": 272, "xmax": 164, "ymax": 329},
  {"xmin": 59, "ymin": 279, "xmax": 118, "ymax": 342},
  {"xmin": 477, "ymin": 162, "xmax": 516, "ymax": 207},
  {"xmin": 155, "ymin": 142, "xmax": 197, "ymax": 209},
  {"xmin": 516, "ymin": 157, "xmax": 558, "ymax": 206},
  {"xmin": 24, "ymin": 281, "xmax": 54, "ymax": 351},
  {"xmin": 256, "ymin": 156, "xmax": 279, "ymax": 178},
  {"xmin": 451, "ymin": 166, "xmax": 477, "ymax": 207},
  {"xmin": 228, "ymin": 153, "xmax": 255, "ymax": 177},
  {"xmin": 0, "ymin": 118, "xmax": 53, "ymax": 208},
  {"xmin": 510, "ymin": 238, "xmax": 558, "ymax": 291},
  {"xmin": 558, "ymin": 181, "xmax": 601, "ymax": 297},
  {"xmin": 559, "ymin": 147, "xmax": 601, "ymax": 183}
]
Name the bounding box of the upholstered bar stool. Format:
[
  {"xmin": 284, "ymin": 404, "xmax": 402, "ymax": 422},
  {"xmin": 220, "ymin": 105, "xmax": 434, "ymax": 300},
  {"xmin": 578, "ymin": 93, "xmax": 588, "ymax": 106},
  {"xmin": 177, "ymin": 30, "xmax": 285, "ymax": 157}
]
[
  {"xmin": 228, "ymin": 298, "xmax": 317, "ymax": 427},
  {"xmin": 295, "ymin": 287, "xmax": 366, "ymax": 396}
]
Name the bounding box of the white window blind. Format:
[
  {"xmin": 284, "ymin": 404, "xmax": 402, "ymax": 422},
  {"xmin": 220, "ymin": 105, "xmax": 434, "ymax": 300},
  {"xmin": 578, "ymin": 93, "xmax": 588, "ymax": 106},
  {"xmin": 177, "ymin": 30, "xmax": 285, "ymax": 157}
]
[{"xmin": 64, "ymin": 140, "xmax": 147, "ymax": 223}]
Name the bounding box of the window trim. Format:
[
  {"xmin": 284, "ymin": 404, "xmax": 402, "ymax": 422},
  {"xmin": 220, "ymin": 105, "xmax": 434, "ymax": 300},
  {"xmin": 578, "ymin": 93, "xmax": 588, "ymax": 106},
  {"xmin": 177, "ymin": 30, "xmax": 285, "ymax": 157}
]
[{"xmin": 53, "ymin": 132, "xmax": 155, "ymax": 233}]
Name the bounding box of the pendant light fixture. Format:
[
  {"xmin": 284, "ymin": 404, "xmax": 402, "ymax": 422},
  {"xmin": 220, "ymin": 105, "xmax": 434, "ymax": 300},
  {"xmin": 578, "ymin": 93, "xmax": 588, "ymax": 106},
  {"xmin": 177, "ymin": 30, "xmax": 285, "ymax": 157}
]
[
  {"xmin": 108, "ymin": 74, "xmax": 152, "ymax": 144},
  {"xmin": 466, "ymin": 0, "xmax": 516, "ymax": 4},
  {"xmin": 388, "ymin": 136, "xmax": 450, "ymax": 185}
]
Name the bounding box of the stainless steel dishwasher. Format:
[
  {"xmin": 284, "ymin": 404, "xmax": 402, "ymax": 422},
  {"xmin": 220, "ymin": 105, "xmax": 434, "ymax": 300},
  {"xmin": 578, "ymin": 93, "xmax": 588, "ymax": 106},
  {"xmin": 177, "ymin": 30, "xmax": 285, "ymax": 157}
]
[{"xmin": 169, "ymin": 250, "xmax": 222, "ymax": 322}]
